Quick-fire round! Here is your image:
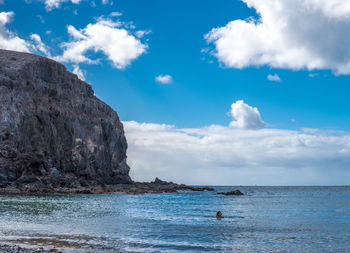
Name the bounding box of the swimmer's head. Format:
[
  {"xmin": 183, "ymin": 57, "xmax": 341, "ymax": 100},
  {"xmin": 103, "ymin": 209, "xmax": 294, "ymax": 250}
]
[{"xmin": 216, "ymin": 211, "xmax": 223, "ymax": 218}]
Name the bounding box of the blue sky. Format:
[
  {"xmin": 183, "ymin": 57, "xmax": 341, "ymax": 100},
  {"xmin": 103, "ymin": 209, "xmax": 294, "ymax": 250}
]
[{"xmin": 1, "ymin": 0, "xmax": 350, "ymax": 185}]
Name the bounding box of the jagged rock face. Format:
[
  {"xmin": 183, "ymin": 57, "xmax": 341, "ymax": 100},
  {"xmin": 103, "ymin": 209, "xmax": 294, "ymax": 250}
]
[{"xmin": 0, "ymin": 50, "xmax": 132, "ymax": 189}]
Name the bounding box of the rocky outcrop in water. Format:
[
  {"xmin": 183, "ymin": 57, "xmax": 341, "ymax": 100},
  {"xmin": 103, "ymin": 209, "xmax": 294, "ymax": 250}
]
[
  {"xmin": 217, "ymin": 190, "xmax": 244, "ymax": 196},
  {"xmin": 0, "ymin": 50, "xmax": 132, "ymax": 192}
]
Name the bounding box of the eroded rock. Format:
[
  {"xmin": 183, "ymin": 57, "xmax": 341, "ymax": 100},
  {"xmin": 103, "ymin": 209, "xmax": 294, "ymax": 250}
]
[{"xmin": 0, "ymin": 50, "xmax": 132, "ymax": 191}]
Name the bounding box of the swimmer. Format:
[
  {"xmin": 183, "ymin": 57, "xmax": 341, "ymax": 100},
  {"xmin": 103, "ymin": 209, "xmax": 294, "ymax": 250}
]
[{"xmin": 216, "ymin": 211, "xmax": 224, "ymax": 218}]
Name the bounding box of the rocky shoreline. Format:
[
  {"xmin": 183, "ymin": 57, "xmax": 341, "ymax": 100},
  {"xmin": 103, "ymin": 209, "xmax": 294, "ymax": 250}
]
[
  {"xmin": 0, "ymin": 244, "xmax": 61, "ymax": 253},
  {"xmin": 0, "ymin": 178, "xmax": 214, "ymax": 194}
]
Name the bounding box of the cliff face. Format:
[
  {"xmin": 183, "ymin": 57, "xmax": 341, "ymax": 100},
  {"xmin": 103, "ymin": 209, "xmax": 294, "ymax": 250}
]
[{"xmin": 0, "ymin": 50, "xmax": 132, "ymax": 191}]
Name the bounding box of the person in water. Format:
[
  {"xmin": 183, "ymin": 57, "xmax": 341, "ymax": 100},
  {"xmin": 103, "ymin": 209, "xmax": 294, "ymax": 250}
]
[{"xmin": 216, "ymin": 211, "xmax": 224, "ymax": 218}]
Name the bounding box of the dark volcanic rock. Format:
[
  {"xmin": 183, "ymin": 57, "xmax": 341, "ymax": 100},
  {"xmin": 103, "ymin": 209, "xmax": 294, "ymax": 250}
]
[
  {"xmin": 217, "ymin": 190, "xmax": 244, "ymax": 196},
  {"xmin": 118, "ymin": 178, "xmax": 215, "ymax": 194},
  {"xmin": 0, "ymin": 50, "xmax": 132, "ymax": 191},
  {"xmin": 153, "ymin": 177, "xmax": 174, "ymax": 185}
]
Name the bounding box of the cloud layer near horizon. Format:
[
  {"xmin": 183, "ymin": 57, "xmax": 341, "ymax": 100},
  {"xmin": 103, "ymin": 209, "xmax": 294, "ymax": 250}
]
[
  {"xmin": 123, "ymin": 101, "xmax": 350, "ymax": 186},
  {"xmin": 205, "ymin": 0, "xmax": 350, "ymax": 74},
  {"xmin": 124, "ymin": 122, "xmax": 350, "ymax": 186}
]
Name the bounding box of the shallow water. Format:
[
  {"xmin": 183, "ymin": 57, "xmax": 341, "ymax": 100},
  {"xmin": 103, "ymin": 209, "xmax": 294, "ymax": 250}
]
[{"xmin": 0, "ymin": 186, "xmax": 350, "ymax": 252}]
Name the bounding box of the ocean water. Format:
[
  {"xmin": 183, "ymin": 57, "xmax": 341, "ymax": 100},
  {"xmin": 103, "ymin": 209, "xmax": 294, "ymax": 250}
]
[{"xmin": 0, "ymin": 186, "xmax": 349, "ymax": 252}]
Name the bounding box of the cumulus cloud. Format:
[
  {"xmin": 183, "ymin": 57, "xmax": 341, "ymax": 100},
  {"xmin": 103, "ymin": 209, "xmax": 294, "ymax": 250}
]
[
  {"xmin": 72, "ymin": 65, "xmax": 85, "ymax": 81},
  {"xmin": 267, "ymin": 74, "xmax": 281, "ymax": 82},
  {"xmin": 43, "ymin": 0, "xmax": 83, "ymax": 10},
  {"xmin": 205, "ymin": 0, "xmax": 350, "ymax": 75},
  {"xmin": 0, "ymin": 12, "xmax": 31, "ymax": 52},
  {"xmin": 55, "ymin": 17, "xmax": 148, "ymax": 69},
  {"xmin": 0, "ymin": 12, "xmax": 52, "ymax": 56},
  {"xmin": 155, "ymin": 74, "xmax": 173, "ymax": 84},
  {"xmin": 229, "ymin": 100, "xmax": 265, "ymax": 129},
  {"xmin": 124, "ymin": 121, "xmax": 350, "ymax": 186},
  {"xmin": 30, "ymin": 34, "xmax": 50, "ymax": 56}
]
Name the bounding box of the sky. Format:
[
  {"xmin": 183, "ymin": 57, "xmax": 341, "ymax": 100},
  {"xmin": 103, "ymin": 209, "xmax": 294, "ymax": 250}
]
[{"xmin": 1, "ymin": 0, "xmax": 350, "ymax": 185}]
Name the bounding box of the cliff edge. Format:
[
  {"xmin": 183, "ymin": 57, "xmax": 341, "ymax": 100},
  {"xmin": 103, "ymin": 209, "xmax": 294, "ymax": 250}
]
[{"xmin": 0, "ymin": 50, "xmax": 132, "ymax": 192}]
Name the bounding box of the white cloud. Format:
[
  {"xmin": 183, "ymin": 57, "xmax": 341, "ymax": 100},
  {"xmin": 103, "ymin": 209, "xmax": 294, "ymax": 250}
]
[
  {"xmin": 30, "ymin": 34, "xmax": 50, "ymax": 56},
  {"xmin": 205, "ymin": 0, "xmax": 350, "ymax": 75},
  {"xmin": 155, "ymin": 74, "xmax": 173, "ymax": 84},
  {"xmin": 267, "ymin": 74, "xmax": 281, "ymax": 82},
  {"xmin": 229, "ymin": 100, "xmax": 265, "ymax": 129},
  {"xmin": 72, "ymin": 65, "xmax": 85, "ymax": 81},
  {"xmin": 0, "ymin": 12, "xmax": 31, "ymax": 53},
  {"xmin": 135, "ymin": 29, "xmax": 151, "ymax": 38},
  {"xmin": 0, "ymin": 12, "xmax": 52, "ymax": 57},
  {"xmin": 124, "ymin": 120, "xmax": 350, "ymax": 186},
  {"xmin": 44, "ymin": 0, "xmax": 83, "ymax": 10},
  {"xmin": 55, "ymin": 17, "xmax": 148, "ymax": 69},
  {"xmin": 101, "ymin": 0, "xmax": 113, "ymax": 5},
  {"xmin": 110, "ymin": 12, "xmax": 122, "ymax": 17}
]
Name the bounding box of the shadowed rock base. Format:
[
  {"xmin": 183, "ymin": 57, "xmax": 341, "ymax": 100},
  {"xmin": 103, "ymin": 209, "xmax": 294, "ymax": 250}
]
[{"xmin": 0, "ymin": 178, "xmax": 214, "ymax": 194}]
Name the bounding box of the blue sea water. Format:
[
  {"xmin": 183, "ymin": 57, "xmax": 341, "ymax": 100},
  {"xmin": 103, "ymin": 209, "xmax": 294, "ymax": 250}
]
[{"xmin": 0, "ymin": 186, "xmax": 350, "ymax": 252}]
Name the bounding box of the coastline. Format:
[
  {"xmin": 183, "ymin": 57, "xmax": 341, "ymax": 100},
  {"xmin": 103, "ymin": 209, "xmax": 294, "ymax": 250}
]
[{"xmin": 0, "ymin": 178, "xmax": 214, "ymax": 195}]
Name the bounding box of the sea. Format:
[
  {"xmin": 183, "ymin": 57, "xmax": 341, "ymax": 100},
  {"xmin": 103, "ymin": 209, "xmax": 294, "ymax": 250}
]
[{"xmin": 0, "ymin": 186, "xmax": 349, "ymax": 252}]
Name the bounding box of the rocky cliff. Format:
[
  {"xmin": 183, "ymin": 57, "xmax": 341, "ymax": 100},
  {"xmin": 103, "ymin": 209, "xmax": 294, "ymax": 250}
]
[{"xmin": 0, "ymin": 50, "xmax": 132, "ymax": 192}]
